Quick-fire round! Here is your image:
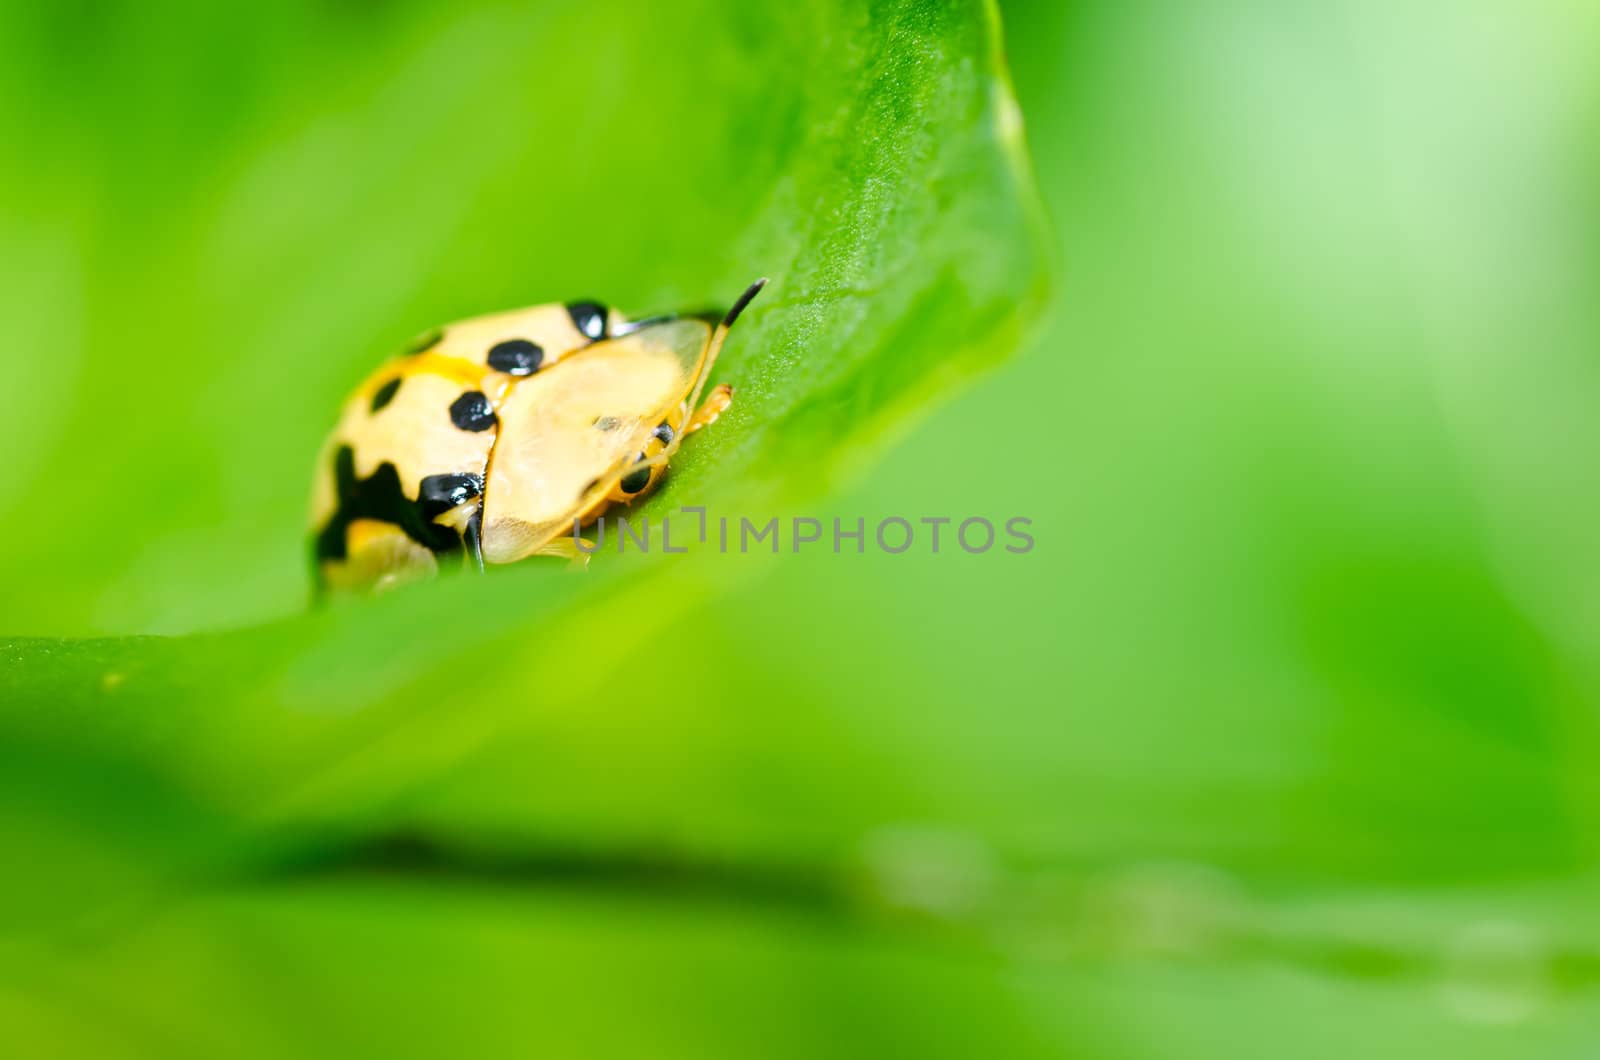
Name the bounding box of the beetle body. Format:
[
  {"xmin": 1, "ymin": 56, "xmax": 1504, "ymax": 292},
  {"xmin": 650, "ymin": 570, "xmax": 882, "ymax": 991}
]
[{"xmin": 310, "ymin": 281, "xmax": 764, "ymax": 593}]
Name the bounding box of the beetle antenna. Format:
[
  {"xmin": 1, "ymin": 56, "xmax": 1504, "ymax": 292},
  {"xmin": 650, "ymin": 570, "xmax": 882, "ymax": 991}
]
[
  {"xmin": 722, "ymin": 277, "xmax": 767, "ymax": 329},
  {"xmin": 686, "ymin": 278, "xmax": 766, "ymax": 420}
]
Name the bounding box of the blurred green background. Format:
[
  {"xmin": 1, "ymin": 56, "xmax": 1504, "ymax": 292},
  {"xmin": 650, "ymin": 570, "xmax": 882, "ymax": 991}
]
[{"xmin": 3, "ymin": 0, "xmax": 1600, "ymax": 1056}]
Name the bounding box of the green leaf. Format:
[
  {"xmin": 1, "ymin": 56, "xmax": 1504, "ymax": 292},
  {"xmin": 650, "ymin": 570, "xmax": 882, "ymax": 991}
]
[
  {"xmin": 13, "ymin": 1, "xmax": 1598, "ymax": 1056},
  {"xmin": 0, "ymin": 0, "xmax": 1055, "ymax": 1055}
]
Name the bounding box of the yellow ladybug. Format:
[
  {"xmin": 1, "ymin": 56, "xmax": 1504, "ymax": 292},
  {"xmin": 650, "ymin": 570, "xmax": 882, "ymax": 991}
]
[{"xmin": 310, "ymin": 279, "xmax": 766, "ymax": 592}]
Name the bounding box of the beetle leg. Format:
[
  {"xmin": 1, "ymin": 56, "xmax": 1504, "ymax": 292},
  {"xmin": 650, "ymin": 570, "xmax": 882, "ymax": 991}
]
[
  {"xmin": 685, "ymin": 383, "xmax": 733, "ymax": 435},
  {"xmin": 434, "ymin": 500, "xmax": 486, "ymax": 573},
  {"xmin": 463, "ymin": 510, "xmax": 485, "ymax": 573}
]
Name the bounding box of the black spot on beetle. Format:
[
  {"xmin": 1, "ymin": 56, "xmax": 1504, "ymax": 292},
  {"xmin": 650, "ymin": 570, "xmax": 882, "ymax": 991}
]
[
  {"xmin": 419, "ymin": 472, "xmax": 487, "ymax": 573},
  {"xmin": 652, "ymin": 422, "xmax": 675, "ymax": 444},
  {"xmin": 567, "ymin": 301, "xmax": 608, "ymax": 341},
  {"xmin": 313, "ymin": 446, "xmax": 470, "ymax": 567},
  {"xmin": 405, "ymin": 328, "xmax": 444, "ymax": 355},
  {"xmin": 369, "ymin": 377, "xmax": 402, "ymax": 414},
  {"xmin": 487, "ymin": 338, "xmax": 544, "ymax": 376},
  {"xmin": 449, "ymin": 391, "xmax": 496, "ymax": 432},
  {"xmin": 418, "ymin": 472, "xmax": 483, "ymax": 517},
  {"xmin": 620, "ymin": 455, "xmax": 651, "ymax": 494}
]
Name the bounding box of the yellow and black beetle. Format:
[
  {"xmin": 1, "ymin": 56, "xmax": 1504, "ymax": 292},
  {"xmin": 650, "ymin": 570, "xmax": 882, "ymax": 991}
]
[{"xmin": 309, "ymin": 279, "xmax": 765, "ymax": 592}]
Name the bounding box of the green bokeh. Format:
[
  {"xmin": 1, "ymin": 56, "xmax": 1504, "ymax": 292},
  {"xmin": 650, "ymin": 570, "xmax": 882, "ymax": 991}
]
[{"xmin": 3, "ymin": 0, "xmax": 1600, "ymax": 1056}]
